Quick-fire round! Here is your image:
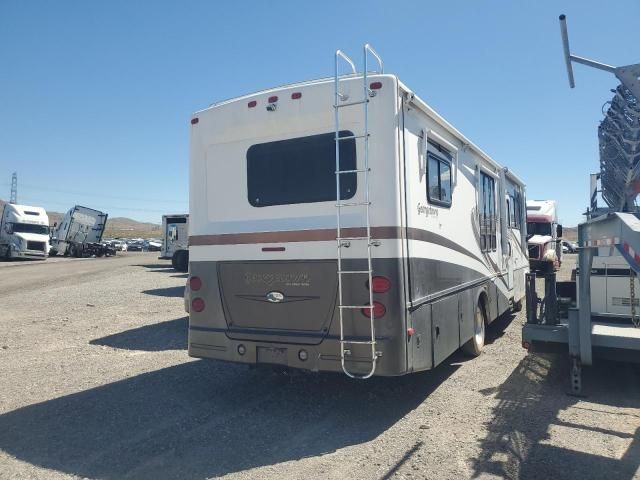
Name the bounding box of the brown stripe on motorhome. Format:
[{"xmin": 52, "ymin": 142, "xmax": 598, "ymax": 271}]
[{"xmin": 190, "ymin": 226, "xmax": 485, "ymax": 265}]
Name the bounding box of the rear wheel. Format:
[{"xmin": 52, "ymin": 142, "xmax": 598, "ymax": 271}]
[
  {"xmin": 174, "ymin": 250, "xmax": 188, "ymax": 272},
  {"xmin": 462, "ymin": 301, "xmax": 486, "ymax": 357},
  {"xmin": 512, "ymin": 298, "xmax": 523, "ymax": 312}
]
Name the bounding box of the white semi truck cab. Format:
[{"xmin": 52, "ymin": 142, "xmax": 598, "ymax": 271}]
[
  {"xmin": 160, "ymin": 214, "xmax": 189, "ymax": 272},
  {"xmin": 526, "ymin": 199, "xmax": 562, "ymax": 272},
  {"xmin": 0, "ymin": 203, "xmax": 50, "ymax": 259}
]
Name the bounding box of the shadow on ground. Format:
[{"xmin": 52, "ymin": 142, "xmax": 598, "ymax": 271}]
[
  {"xmin": 90, "ymin": 317, "xmax": 188, "ymax": 351},
  {"xmin": 141, "ymin": 286, "xmax": 184, "ymax": 298},
  {"xmin": 0, "ymin": 359, "xmax": 460, "ymax": 479},
  {"xmin": 472, "ymin": 354, "xmax": 640, "ymax": 479},
  {"xmin": 133, "ymin": 263, "xmax": 176, "ymax": 273}
]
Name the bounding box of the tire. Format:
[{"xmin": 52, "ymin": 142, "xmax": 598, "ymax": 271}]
[
  {"xmin": 4, "ymin": 246, "xmax": 11, "ymax": 261},
  {"xmin": 462, "ymin": 301, "xmax": 486, "ymax": 357},
  {"xmin": 171, "ymin": 254, "xmax": 177, "ymax": 269},
  {"xmin": 512, "ymin": 299, "xmax": 523, "ymax": 312},
  {"xmin": 175, "ymin": 250, "xmax": 188, "ymax": 273}
]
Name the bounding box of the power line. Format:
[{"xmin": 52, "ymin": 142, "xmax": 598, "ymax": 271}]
[
  {"xmin": 0, "ymin": 181, "xmax": 187, "ymax": 205},
  {"xmin": 19, "ymin": 196, "xmax": 177, "ymax": 215},
  {"xmin": 10, "ymin": 173, "xmax": 17, "ymax": 204}
]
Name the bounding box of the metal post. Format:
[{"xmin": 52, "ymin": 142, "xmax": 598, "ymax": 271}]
[
  {"xmin": 577, "ymin": 223, "xmax": 594, "ymax": 366},
  {"xmin": 559, "ymin": 15, "xmax": 575, "ymax": 88},
  {"xmin": 525, "ymin": 272, "xmax": 538, "ymax": 324},
  {"xmin": 544, "ymin": 272, "xmax": 558, "ymax": 325}
]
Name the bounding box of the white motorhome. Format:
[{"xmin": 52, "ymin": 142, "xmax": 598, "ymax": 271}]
[
  {"xmin": 49, "ymin": 205, "xmax": 109, "ymax": 257},
  {"xmin": 0, "ymin": 203, "xmax": 49, "ymax": 259},
  {"xmin": 187, "ymin": 50, "xmax": 528, "ymax": 378},
  {"xmin": 526, "ymin": 200, "xmax": 562, "ymax": 272},
  {"xmin": 160, "ymin": 214, "xmax": 189, "ymax": 272}
]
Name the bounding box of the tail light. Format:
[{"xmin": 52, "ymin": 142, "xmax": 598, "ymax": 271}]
[
  {"xmin": 368, "ymin": 276, "xmax": 391, "ymax": 293},
  {"xmin": 248, "ymin": 100, "xmax": 257, "ymax": 108},
  {"xmin": 191, "ymin": 298, "xmax": 205, "ymax": 312},
  {"xmin": 189, "ymin": 276, "xmax": 202, "ymax": 291},
  {"xmin": 268, "ymin": 95, "xmax": 278, "ymax": 103},
  {"xmin": 291, "ymin": 92, "xmax": 302, "ymax": 99},
  {"xmin": 369, "ymin": 81, "xmax": 382, "ymax": 90},
  {"xmin": 361, "ymin": 301, "xmax": 386, "ymax": 318}
]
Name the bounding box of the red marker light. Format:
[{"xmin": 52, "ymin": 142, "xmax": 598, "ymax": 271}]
[
  {"xmin": 369, "ymin": 276, "xmax": 391, "ymax": 293},
  {"xmin": 189, "ymin": 276, "xmax": 202, "ymax": 291},
  {"xmin": 369, "ymin": 81, "xmax": 383, "ymax": 90},
  {"xmin": 190, "ymin": 118, "xmax": 199, "ymax": 125},
  {"xmin": 191, "ymin": 298, "xmax": 205, "ymax": 312},
  {"xmin": 268, "ymin": 95, "xmax": 278, "ymax": 103},
  {"xmin": 291, "ymin": 92, "xmax": 302, "ymax": 99},
  {"xmin": 361, "ymin": 301, "xmax": 386, "ymax": 318},
  {"xmin": 248, "ymin": 100, "xmax": 257, "ymax": 108},
  {"xmin": 407, "ymin": 327, "xmax": 416, "ymax": 337}
]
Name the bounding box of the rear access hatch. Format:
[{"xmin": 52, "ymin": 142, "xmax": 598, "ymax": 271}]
[{"xmin": 218, "ymin": 260, "xmax": 338, "ymax": 345}]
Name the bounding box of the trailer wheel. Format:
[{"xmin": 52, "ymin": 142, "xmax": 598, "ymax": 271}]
[
  {"xmin": 462, "ymin": 301, "xmax": 486, "ymax": 357},
  {"xmin": 174, "ymin": 250, "xmax": 188, "ymax": 272}
]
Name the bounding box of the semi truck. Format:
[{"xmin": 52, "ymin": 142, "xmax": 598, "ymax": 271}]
[
  {"xmin": 0, "ymin": 203, "xmax": 49, "ymax": 260},
  {"xmin": 526, "ymin": 199, "xmax": 562, "ymax": 272},
  {"xmin": 160, "ymin": 214, "xmax": 189, "ymax": 272},
  {"xmin": 49, "ymin": 205, "xmax": 114, "ymax": 257}
]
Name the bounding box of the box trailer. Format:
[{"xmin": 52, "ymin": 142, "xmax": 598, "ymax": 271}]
[
  {"xmin": 187, "ymin": 46, "xmax": 529, "ymax": 378},
  {"xmin": 0, "ymin": 203, "xmax": 49, "ymax": 259},
  {"xmin": 159, "ymin": 214, "xmax": 189, "ymax": 272},
  {"xmin": 49, "ymin": 205, "xmax": 114, "ymax": 257}
]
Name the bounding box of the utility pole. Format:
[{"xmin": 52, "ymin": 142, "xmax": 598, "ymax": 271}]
[{"xmin": 10, "ymin": 172, "xmax": 17, "ymax": 204}]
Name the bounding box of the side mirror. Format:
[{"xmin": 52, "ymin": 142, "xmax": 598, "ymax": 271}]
[{"xmin": 557, "ymin": 224, "xmax": 563, "ymax": 238}]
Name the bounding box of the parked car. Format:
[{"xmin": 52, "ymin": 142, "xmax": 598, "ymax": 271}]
[
  {"xmin": 126, "ymin": 240, "xmax": 144, "ymax": 252},
  {"xmin": 143, "ymin": 239, "xmax": 162, "ymax": 252},
  {"xmin": 108, "ymin": 240, "xmax": 127, "ymax": 251},
  {"xmin": 562, "ymin": 240, "xmax": 578, "ymax": 253}
]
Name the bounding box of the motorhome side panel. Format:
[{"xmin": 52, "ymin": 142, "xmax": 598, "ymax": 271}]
[
  {"xmin": 188, "ymin": 75, "xmax": 410, "ymax": 376},
  {"xmin": 401, "ymin": 99, "xmax": 515, "ymax": 371}
]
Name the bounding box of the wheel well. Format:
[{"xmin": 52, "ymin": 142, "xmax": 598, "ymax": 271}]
[{"xmin": 477, "ymin": 290, "xmax": 489, "ymax": 323}]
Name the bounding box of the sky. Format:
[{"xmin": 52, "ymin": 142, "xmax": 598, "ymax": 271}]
[{"xmin": 0, "ymin": 0, "xmax": 638, "ymax": 225}]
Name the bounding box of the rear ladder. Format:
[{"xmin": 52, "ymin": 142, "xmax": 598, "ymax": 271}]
[{"xmin": 334, "ymin": 44, "xmax": 383, "ymax": 379}]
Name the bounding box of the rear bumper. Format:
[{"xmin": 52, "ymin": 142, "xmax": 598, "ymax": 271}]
[{"xmin": 188, "ymin": 326, "xmax": 407, "ymax": 376}]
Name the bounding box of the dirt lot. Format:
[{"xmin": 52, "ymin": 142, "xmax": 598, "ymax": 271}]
[{"xmin": 0, "ymin": 253, "xmax": 638, "ymax": 479}]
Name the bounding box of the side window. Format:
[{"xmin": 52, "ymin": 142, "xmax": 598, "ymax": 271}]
[
  {"xmin": 479, "ymin": 172, "xmax": 497, "ymax": 252},
  {"xmin": 427, "ymin": 152, "xmax": 452, "ymax": 207},
  {"xmin": 506, "ymin": 185, "xmax": 522, "ymax": 230}
]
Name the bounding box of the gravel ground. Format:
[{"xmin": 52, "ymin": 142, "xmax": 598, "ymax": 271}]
[{"xmin": 0, "ymin": 253, "xmax": 638, "ymax": 479}]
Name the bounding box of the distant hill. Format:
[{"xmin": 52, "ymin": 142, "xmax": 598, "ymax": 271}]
[{"xmin": 0, "ymin": 199, "xmax": 161, "ymax": 239}]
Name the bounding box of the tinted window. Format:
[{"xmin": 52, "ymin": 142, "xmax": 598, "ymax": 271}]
[
  {"xmin": 12, "ymin": 223, "xmax": 49, "ymax": 235},
  {"xmin": 166, "ymin": 217, "xmax": 187, "ymax": 224},
  {"xmin": 426, "ymin": 152, "xmax": 452, "ymax": 207},
  {"xmin": 479, "ymin": 172, "xmax": 497, "ymax": 252},
  {"xmin": 247, "ymin": 131, "xmax": 356, "ymax": 207}
]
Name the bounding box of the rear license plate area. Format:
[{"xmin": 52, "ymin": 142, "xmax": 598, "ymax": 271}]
[{"xmin": 257, "ymin": 346, "xmax": 288, "ymax": 365}]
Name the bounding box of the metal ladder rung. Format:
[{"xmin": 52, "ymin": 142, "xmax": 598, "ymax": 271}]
[
  {"xmin": 343, "ymin": 340, "xmax": 375, "ymax": 345},
  {"xmin": 334, "ymin": 99, "xmax": 369, "ymax": 109},
  {"xmin": 338, "ymin": 270, "xmax": 371, "ymax": 274},
  {"xmin": 335, "ymin": 168, "xmax": 370, "ymax": 174},
  {"xmin": 336, "ymin": 201, "xmax": 371, "ymax": 207},
  {"xmin": 337, "ymin": 236, "xmax": 371, "ymax": 241},
  {"xmin": 338, "ymin": 305, "xmax": 367, "ymax": 309},
  {"xmin": 335, "ymin": 134, "xmax": 369, "ymax": 141}
]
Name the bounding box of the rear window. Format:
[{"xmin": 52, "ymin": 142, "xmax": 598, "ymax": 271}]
[
  {"xmin": 166, "ymin": 217, "xmax": 187, "ymax": 224},
  {"xmin": 247, "ymin": 131, "xmax": 357, "ymax": 207}
]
